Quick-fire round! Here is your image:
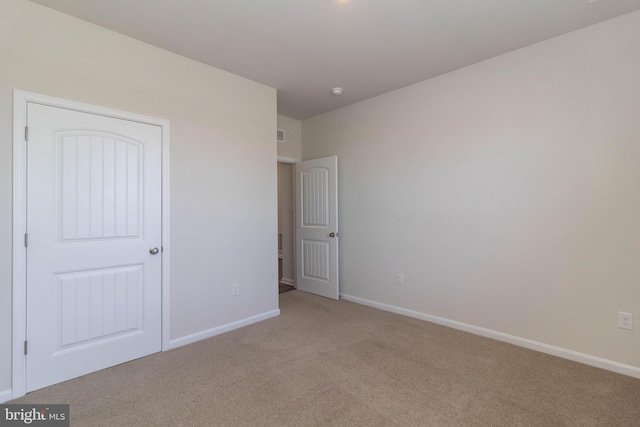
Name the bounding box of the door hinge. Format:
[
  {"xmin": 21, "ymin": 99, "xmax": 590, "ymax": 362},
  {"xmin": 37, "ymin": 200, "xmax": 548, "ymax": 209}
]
[
  {"xmin": 24, "ymin": 233, "xmax": 28, "ymax": 248},
  {"xmin": 25, "ymin": 126, "xmax": 29, "ymax": 142},
  {"xmin": 24, "ymin": 340, "xmax": 27, "ymax": 355}
]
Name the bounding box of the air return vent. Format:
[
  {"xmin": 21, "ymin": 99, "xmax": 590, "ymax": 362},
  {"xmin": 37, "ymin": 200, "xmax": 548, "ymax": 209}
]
[{"xmin": 277, "ymin": 128, "xmax": 285, "ymax": 143}]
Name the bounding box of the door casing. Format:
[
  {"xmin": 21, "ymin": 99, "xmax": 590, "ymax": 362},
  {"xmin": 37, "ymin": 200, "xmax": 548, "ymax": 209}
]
[{"xmin": 11, "ymin": 90, "xmax": 171, "ymax": 399}]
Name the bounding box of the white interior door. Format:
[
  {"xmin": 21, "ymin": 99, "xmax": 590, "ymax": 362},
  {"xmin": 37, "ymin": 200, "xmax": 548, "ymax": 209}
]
[
  {"xmin": 295, "ymin": 156, "xmax": 339, "ymax": 299},
  {"xmin": 26, "ymin": 102, "xmax": 163, "ymax": 392}
]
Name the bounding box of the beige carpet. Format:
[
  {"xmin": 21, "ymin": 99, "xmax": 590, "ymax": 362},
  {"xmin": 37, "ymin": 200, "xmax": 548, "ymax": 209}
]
[{"xmin": 11, "ymin": 291, "xmax": 640, "ymax": 426}]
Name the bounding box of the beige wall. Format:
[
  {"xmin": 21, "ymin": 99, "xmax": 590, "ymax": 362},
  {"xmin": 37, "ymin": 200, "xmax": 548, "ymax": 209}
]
[
  {"xmin": 0, "ymin": 0, "xmax": 278, "ymax": 396},
  {"xmin": 277, "ymin": 114, "xmax": 302, "ymax": 161},
  {"xmin": 303, "ymin": 11, "xmax": 640, "ymax": 370}
]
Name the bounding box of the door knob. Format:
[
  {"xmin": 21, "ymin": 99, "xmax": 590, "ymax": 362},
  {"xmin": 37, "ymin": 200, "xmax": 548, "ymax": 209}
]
[
  {"xmin": 329, "ymin": 232, "xmax": 338, "ymax": 238},
  {"xmin": 149, "ymin": 247, "xmax": 159, "ymax": 255}
]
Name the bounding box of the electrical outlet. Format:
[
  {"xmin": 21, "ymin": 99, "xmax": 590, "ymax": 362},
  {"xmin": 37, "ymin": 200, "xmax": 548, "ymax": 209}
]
[
  {"xmin": 232, "ymin": 283, "xmax": 240, "ymax": 296},
  {"xmin": 396, "ymin": 273, "xmax": 404, "ymax": 285},
  {"xmin": 618, "ymin": 312, "xmax": 633, "ymax": 330}
]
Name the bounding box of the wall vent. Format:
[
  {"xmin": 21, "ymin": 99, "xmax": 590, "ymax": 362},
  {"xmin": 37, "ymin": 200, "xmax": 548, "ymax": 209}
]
[{"xmin": 277, "ymin": 128, "xmax": 285, "ymax": 143}]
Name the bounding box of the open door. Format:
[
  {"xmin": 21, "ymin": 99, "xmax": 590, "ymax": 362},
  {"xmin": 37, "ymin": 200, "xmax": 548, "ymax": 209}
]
[{"xmin": 295, "ymin": 156, "xmax": 339, "ymax": 299}]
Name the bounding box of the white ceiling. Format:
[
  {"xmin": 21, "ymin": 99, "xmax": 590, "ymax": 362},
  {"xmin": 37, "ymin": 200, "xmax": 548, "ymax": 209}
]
[{"xmin": 30, "ymin": 0, "xmax": 640, "ymax": 120}]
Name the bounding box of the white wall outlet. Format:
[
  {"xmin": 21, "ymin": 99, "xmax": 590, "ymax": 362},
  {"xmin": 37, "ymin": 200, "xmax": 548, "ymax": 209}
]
[
  {"xmin": 232, "ymin": 283, "xmax": 240, "ymax": 296},
  {"xmin": 618, "ymin": 312, "xmax": 633, "ymax": 330},
  {"xmin": 396, "ymin": 273, "xmax": 404, "ymax": 285}
]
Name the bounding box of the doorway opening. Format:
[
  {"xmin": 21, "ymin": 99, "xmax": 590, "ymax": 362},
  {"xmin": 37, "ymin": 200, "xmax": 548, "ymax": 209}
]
[{"xmin": 277, "ymin": 161, "xmax": 295, "ymax": 293}]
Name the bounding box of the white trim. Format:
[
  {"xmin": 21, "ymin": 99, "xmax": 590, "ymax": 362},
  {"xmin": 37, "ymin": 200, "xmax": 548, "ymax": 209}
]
[
  {"xmin": 168, "ymin": 309, "xmax": 281, "ymax": 350},
  {"xmin": 277, "ymin": 156, "xmax": 300, "ymax": 163},
  {"xmin": 12, "ymin": 91, "xmax": 28, "ymax": 399},
  {"xmin": 0, "ymin": 389, "xmax": 12, "ymax": 404},
  {"xmin": 11, "ymin": 90, "xmax": 171, "ymax": 399},
  {"xmin": 280, "ymin": 277, "xmax": 295, "ymax": 287},
  {"xmin": 340, "ymin": 293, "xmax": 640, "ymax": 380},
  {"xmin": 160, "ymin": 116, "xmax": 171, "ymax": 352}
]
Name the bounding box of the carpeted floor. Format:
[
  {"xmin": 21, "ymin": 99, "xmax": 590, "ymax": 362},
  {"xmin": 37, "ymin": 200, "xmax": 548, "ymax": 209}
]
[{"xmin": 11, "ymin": 291, "xmax": 640, "ymax": 426}]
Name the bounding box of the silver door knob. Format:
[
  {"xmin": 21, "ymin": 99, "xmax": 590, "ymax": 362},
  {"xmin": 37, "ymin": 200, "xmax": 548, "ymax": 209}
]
[
  {"xmin": 149, "ymin": 247, "xmax": 159, "ymax": 255},
  {"xmin": 329, "ymin": 232, "xmax": 338, "ymax": 238}
]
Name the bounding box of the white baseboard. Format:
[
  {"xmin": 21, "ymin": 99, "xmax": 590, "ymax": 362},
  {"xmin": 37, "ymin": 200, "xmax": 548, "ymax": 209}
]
[
  {"xmin": 280, "ymin": 278, "xmax": 295, "ymax": 287},
  {"xmin": 168, "ymin": 309, "xmax": 280, "ymax": 350},
  {"xmin": 0, "ymin": 389, "xmax": 12, "ymax": 403},
  {"xmin": 340, "ymin": 293, "xmax": 640, "ymax": 380}
]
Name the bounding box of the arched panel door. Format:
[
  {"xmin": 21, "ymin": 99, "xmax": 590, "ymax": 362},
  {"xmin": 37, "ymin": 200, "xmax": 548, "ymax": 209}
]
[
  {"xmin": 26, "ymin": 102, "xmax": 162, "ymax": 392},
  {"xmin": 295, "ymin": 156, "xmax": 339, "ymax": 300}
]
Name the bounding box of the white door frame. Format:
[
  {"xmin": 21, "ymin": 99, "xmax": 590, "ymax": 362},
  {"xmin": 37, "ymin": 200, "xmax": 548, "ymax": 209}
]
[{"xmin": 11, "ymin": 90, "xmax": 171, "ymax": 399}]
